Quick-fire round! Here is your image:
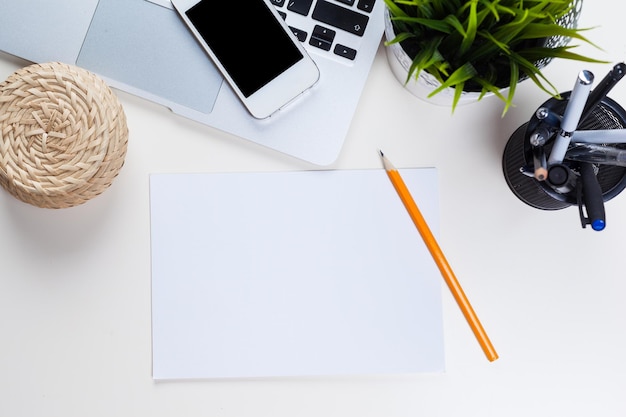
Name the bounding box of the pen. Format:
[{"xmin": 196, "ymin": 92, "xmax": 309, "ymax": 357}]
[
  {"xmin": 579, "ymin": 62, "xmax": 626, "ymax": 127},
  {"xmin": 578, "ymin": 162, "xmax": 606, "ymax": 231},
  {"xmin": 379, "ymin": 151, "xmax": 498, "ymax": 362},
  {"xmin": 567, "ymin": 142, "xmax": 626, "ymax": 166},
  {"xmin": 548, "ymin": 70, "xmax": 594, "ymax": 165},
  {"xmin": 568, "ymin": 129, "xmax": 626, "ymax": 144}
]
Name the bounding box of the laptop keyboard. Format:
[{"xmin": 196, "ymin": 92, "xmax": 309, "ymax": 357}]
[{"xmin": 271, "ymin": 0, "xmax": 376, "ymax": 62}]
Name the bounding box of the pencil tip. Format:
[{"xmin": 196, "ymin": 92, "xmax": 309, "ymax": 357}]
[{"xmin": 378, "ymin": 149, "xmax": 384, "ymax": 157}]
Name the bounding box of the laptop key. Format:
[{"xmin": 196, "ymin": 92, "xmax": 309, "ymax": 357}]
[
  {"xmin": 334, "ymin": 44, "xmax": 357, "ymax": 60},
  {"xmin": 270, "ymin": 0, "xmax": 286, "ymax": 7},
  {"xmin": 310, "ymin": 38, "xmax": 332, "ymax": 51},
  {"xmin": 312, "ymin": 0, "xmax": 369, "ymax": 36},
  {"xmin": 289, "ymin": 26, "xmax": 308, "ymax": 42},
  {"xmin": 287, "ymin": 0, "xmax": 314, "ymax": 16},
  {"xmin": 357, "ymin": 0, "xmax": 376, "ymax": 13}
]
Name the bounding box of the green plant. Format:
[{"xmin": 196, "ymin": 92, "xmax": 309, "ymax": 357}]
[{"xmin": 384, "ymin": 0, "xmax": 606, "ymax": 114}]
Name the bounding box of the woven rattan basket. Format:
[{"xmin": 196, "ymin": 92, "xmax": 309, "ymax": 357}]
[{"xmin": 0, "ymin": 62, "xmax": 128, "ymax": 208}]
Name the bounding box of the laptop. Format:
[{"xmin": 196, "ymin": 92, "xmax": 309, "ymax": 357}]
[{"xmin": 0, "ymin": 0, "xmax": 384, "ymax": 165}]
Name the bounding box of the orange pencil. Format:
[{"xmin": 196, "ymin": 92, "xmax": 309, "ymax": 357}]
[{"xmin": 379, "ymin": 151, "xmax": 498, "ymax": 362}]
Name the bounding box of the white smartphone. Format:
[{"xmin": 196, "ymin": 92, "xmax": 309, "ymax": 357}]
[{"xmin": 172, "ymin": 0, "xmax": 320, "ymax": 119}]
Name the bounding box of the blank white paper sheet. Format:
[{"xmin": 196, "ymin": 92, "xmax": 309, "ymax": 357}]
[{"xmin": 150, "ymin": 168, "xmax": 444, "ymax": 379}]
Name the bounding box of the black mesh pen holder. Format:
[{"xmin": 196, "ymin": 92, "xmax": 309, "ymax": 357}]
[{"xmin": 502, "ymin": 92, "xmax": 626, "ymax": 224}]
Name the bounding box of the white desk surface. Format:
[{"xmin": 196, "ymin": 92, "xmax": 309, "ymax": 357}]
[{"xmin": 2, "ymin": 1, "xmax": 625, "ymax": 415}]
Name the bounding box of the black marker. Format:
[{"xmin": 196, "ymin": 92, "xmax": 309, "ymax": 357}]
[
  {"xmin": 578, "ymin": 162, "xmax": 606, "ymax": 231},
  {"xmin": 580, "ymin": 63, "xmax": 626, "ymax": 126}
]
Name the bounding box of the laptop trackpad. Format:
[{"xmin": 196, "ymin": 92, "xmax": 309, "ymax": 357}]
[{"xmin": 77, "ymin": 0, "xmax": 222, "ymax": 115}]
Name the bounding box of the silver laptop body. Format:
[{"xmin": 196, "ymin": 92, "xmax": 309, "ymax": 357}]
[{"xmin": 0, "ymin": 0, "xmax": 384, "ymax": 165}]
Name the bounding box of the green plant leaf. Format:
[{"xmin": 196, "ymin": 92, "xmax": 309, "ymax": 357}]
[
  {"xmin": 503, "ymin": 60, "xmax": 519, "ymax": 115},
  {"xmin": 429, "ymin": 62, "xmax": 477, "ymax": 94},
  {"xmin": 406, "ymin": 38, "xmax": 445, "ymax": 82},
  {"xmin": 519, "ymin": 46, "xmax": 608, "ymax": 63},
  {"xmin": 443, "ymin": 15, "xmax": 467, "ymax": 38},
  {"xmin": 519, "ymin": 24, "xmax": 602, "ymax": 49},
  {"xmin": 459, "ymin": 0, "xmax": 479, "ymax": 54},
  {"xmin": 384, "ymin": 31, "xmax": 414, "ymax": 46},
  {"xmin": 393, "ymin": 16, "xmax": 454, "ymax": 33},
  {"xmin": 452, "ymin": 84, "xmax": 465, "ymax": 112},
  {"xmin": 477, "ymin": 0, "xmax": 501, "ymax": 21},
  {"xmin": 508, "ymin": 50, "xmax": 562, "ymax": 97}
]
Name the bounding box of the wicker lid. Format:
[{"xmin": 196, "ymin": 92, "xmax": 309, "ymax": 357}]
[{"xmin": 0, "ymin": 62, "xmax": 128, "ymax": 208}]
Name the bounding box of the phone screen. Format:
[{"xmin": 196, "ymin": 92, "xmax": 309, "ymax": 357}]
[{"xmin": 186, "ymin": 0, "xmax": 304, "ymax": 98}]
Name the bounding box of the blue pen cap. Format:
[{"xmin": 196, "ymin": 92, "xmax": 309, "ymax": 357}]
[{"xmin": 591, "ymin": 219, "xmax": 606, "ymax": 231}]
